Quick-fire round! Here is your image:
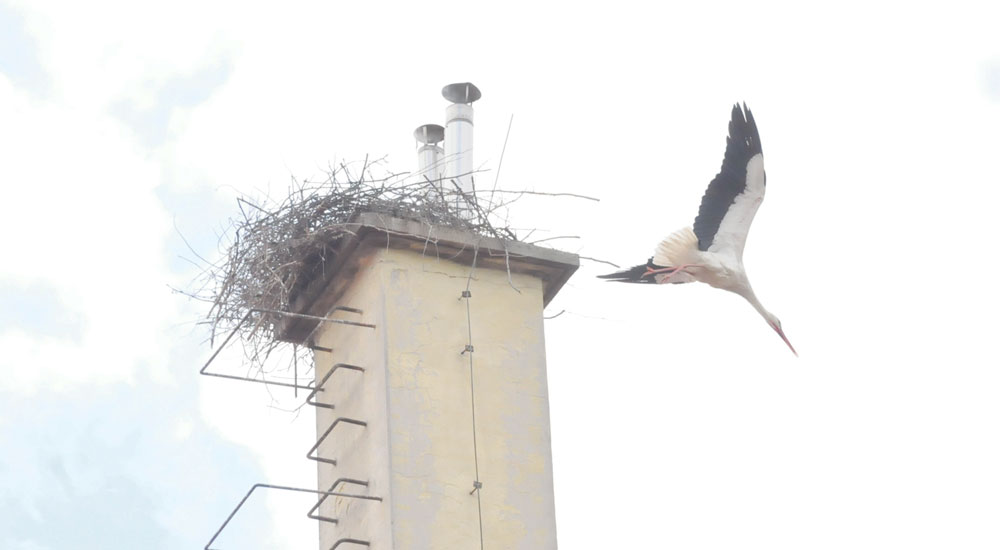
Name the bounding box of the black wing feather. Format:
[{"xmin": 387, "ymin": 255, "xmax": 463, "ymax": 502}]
[
  {"xmin": 692, "ymin": 103, "xmax": 763, "ymax": 251},
  {"xmin": 596, "ymin": 258, "xmax": 661, "ymax": 284}
]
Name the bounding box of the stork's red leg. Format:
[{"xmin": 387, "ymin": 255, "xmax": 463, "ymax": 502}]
[
  {"xmin": 643, "ymin": 266, "xmax": 675, "ymax": 281},
  {"xmin": 649, "ymin": 263, "xmax": 703, "ymax": 284}
]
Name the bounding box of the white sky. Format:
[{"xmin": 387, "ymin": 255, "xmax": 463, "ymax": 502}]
[{"xmin": 2, "ymin": 1, "xmax": 999, "ymax": 548}]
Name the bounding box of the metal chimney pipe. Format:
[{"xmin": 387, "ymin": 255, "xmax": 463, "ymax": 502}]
[
  {"xmin": 442, "ymin": 82, "xmax": 481, "ymax": 216},
  {"xmin": 413, "ymin": 123, "xmax": 445, "ymax": 187}
]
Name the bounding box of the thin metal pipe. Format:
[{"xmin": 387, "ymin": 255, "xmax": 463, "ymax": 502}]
[
  {"xmin": 300, "ymin": 304, "xmax": 369, "ymax": 351},
  {"xmin": 204, "ymin": 483, "xmax": 381, "ymax": 550},
  {"xmin": 331, "ymin": 539, "xmax": 370, "ymax": 549},
  {"xmin": 308, "ymin": 478, "xmax": 370, "ymax": 524},
  {"xmin": 306, "ymin": 363, "xmax": 365, "ymax": 410},
  {"xmin": 201, "ymin": 311, "xmax": 252, "ymax": 375},
  {"xmin": 199, "ymin": 371, "xmax": 316, "ymax": 391},
  {"xmin": 307, "ymin": 417, "xmax": 368, "ymax": 466},
  {"xmin": 253, "ymin": 307, "xmax": 376, "ymax": 329},
  {"xmin": 199, "ymin": 307, "xmax": 371, "ymax": 390}
]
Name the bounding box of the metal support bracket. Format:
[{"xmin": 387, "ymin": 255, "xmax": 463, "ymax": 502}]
[
  {"xmin": 204, "ymin": 483, "xmax": 381, "ymax": 550},
  {"xmin": 308, "ymin": 478, "xmax": 371, "ymax": 525},
  {"xmin": 330, "ymin": 539, "xmax": 370, "ymax": 549},
  {"xmin": 307, "ymin": 417, "xmax": 368, "ymax": 466},
  {"xmin": 200, "ymin": 307, "xmax": 373, "ymax": 390},
  {"xmin": 305, "ymin": 363, "xmax": 365, "ymax": 411}
]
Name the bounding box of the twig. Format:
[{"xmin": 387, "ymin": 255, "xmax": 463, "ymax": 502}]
[
  {"xmin": 528, "ymin": 235, "xmax": 580, "ymax": 245},
  {"xmin": 196, "ymin": 158, "xmax": 594, "ymax": 394},
  {"xmin": 487, "ymin": 114, "xmax": 514, "ymax": 213},
  {"xmin": 578, "ymin": 255, "xmax": 621, "ymax": 268},
  {"xmin": 472, "ymin": 189, "xmax": 600, "ymax": 202},
  {"xmin": 544, "ymin": 309, "xmax": 566, "ymax": 320}
]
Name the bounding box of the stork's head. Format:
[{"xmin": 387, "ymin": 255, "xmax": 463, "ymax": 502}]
[{"xmin": 765, "ymin": 313, "xmax": 797, "ymax": 356}]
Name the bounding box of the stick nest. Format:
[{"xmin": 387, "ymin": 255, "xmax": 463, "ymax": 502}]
[{"xmin": 205, "ymin": 158, "xmax": 518, "ymax": 356}]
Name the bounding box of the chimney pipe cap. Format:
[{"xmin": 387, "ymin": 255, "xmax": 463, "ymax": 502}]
[
  {"xmin": 413, "ymin": 123, "xmax": 445, "ymax": 144},
  {"xmin": 442, "ymin": 82, "xmax": 482, "ymax": 104}
]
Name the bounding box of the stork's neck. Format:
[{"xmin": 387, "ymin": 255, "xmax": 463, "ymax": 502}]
[{"xmin": 739, "ymin": 286, "xmax": 772, "ymax": 322}]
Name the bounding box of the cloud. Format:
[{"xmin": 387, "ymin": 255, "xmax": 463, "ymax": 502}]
[
  {"xmin": 0, "ymin": 377, "xmax": 271, "ymax": 549},
  {"xmin": 111, "ymin": 59, "xmax": 233, "ymax": 148},
  {"xmin": 0, "ymin": 4, "xmax": 48, "ymax": 95},
  {"xmin": 0, "ymin": 281, "xmax": 84, "ymax": 340},
  {"xmin": 0, "ymin": 5, "xmax": 319, "ymax": 547},
  {"xmin": 984, "ymin": 58, "xmax": 1000, "ymax": 101},
  {"xmin": 0, "ymin": 77, "xmax": 175, "ymax": 392}
]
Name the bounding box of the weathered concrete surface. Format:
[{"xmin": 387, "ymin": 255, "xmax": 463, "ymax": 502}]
[
  {"xmin": 312, "ymin": 248, "xmax": 393, "ymax": 549},
  {"xmin": 280, "ymin": 213, "xmax": 578, "ymax": 343},
  {"xmin": 309, "ymin": 220, "xmax": 575, "ymax": 549}
]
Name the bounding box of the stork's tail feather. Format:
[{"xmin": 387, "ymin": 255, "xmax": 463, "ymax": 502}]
[{"xmin": 597, "ymin": 258, "xmax": 660, "ymax": 284}]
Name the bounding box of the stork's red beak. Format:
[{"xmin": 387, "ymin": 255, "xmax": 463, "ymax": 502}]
[{"xmin": 772, "ymin": 323, "xmax": 798, "ymax": 357}]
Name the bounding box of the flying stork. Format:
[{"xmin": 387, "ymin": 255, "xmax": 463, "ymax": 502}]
[{"xmin": 598, "ymin": 104, "xmax": 796, "ymax": 356}]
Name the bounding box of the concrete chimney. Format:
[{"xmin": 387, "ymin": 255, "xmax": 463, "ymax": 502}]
[{"xmin": 277, "ymin": 214, "xmax": 577, "ymax": 549}]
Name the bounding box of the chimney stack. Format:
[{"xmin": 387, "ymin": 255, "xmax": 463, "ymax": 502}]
[
  {"xmin": 441, "ymin": 82, "xmax": 481, "ymax": 216},
  {"xmin": 413, "ymin": 123, "xmax": 445, "ymax": 190}
]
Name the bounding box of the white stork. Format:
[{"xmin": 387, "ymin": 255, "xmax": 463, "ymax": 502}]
[{"xmin": 599, "ymin": 103, "xmax": 796, "ymax": 356}]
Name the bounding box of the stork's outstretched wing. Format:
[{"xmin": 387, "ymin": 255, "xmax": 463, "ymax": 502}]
[{"xmin": 692, "ymin": 104, "xmax": 766, "ymax": 259}]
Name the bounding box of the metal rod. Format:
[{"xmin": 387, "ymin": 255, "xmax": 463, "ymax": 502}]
[
  {"xmin": 327, "ymin": 306, "xmax": 364, "ymax": 315},
  {"xmin": 205, "ymin": 483, "xmax": 381, "ymax": 550},
  {"xmin": 199, "ymin": 371, "xmax": 317, "ymax": 391},
  {"xmin": 199, "ymin": 306, "xmax": 370, "ymax": 391},
  {"xmin": 200, "ymin": 311, "xmax": 252, "ymax": 375},
  {"xmin": 307, "ymin": 417, "xmax": 368, "ymax": 466},
  {"xmin": 200, "ymin": 311, "xmax": 318, "ymax": 390},
  {"xmin": 308, "ymin": 478, "xmax": 370, "ymax": 525},
  {"xmin": 301, "ymin": 304, "xmax": 369, "ymax": 347},
  {"xmin": 306, "ymin": 363, "xmax": 365, "ymax": 411},
  {"xmin": 253, "ymin": 307, "xmax": 376, "ymax": 329},
  {"xmin": 331, "ymin": 539, "xmax": 371, "ymax": 550}
]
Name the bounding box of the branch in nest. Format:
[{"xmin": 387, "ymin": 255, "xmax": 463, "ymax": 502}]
[{"xmin": 198, "ymin": 158, "xmax": 598, "ymax": 384}]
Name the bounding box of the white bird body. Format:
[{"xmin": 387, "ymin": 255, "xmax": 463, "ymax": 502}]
[{"xmin": 599, "ymin": 105, "xmax": 796, "ymax": 355}]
